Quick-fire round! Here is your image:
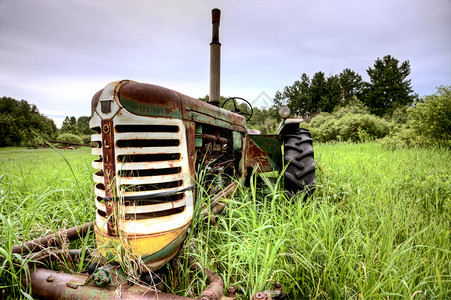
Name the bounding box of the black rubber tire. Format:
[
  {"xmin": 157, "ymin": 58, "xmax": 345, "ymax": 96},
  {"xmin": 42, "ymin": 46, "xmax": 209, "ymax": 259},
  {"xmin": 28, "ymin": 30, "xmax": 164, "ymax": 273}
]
[{"xmin": 283, "ymin": 128, "xmax": 316, "ymax": 198}]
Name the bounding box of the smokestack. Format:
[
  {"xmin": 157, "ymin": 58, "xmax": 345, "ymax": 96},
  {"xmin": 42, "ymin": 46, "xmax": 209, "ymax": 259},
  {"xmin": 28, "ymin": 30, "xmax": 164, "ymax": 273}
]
[{"xmin": 209, "ymin": 8, "xmax": 221, "ymax": 106}]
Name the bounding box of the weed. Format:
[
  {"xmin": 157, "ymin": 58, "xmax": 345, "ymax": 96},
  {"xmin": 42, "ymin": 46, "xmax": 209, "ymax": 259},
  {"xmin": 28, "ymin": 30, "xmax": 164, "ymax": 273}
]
[{"xmin": 0, "ymin": 144, "xmax": 449, "ymax": 299}]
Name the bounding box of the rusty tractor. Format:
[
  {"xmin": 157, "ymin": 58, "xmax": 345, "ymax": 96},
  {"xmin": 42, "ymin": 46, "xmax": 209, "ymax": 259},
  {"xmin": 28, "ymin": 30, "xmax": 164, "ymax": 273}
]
[{"xmin": 16, "ymin": 9, "xmax": 315, "ymax": 300}]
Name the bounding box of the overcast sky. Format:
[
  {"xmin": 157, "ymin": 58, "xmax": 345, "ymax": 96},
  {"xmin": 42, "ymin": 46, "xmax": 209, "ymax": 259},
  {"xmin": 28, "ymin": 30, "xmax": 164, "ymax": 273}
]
[{"xmin": 1, "ymin": 0, "xmax": 450, "ymax": 127}]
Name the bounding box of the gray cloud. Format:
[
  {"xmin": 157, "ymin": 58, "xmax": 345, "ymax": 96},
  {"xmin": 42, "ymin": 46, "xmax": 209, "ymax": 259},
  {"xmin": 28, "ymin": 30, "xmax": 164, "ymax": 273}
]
[{"xmin": 1, "ymin": 0, "xmax": 450, "ymax": 121}]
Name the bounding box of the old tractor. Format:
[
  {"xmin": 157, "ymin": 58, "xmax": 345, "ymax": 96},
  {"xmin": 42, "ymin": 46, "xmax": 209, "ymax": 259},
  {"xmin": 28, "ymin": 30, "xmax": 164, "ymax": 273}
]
[{"xmin": 17, "ymin": 8, "xmax": 315, "ymax": 300}]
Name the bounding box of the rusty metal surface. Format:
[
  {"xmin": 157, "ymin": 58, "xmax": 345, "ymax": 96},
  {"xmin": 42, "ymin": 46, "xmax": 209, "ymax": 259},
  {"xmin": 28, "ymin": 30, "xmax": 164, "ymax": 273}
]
[
  {"xmin": 190, "ymin": 263, "xmax": 225, "ymax": 300},
  {"xmin": 227, "ymin": 286, "xmax": 236, "ymax": 299},
  {"xmin": 118, "ymin": 81, "xmax": 183, "ymax": 119},
  {"xmin": 29, "ymin": 249, "xmax": 92, "ymax": 266},
  {"xmin": 182, "ymin": 96, "xmax": 246, "ymax": 132},
  {"xmin": 12, "ymin": 221, "xmax": 94, "ymax": 255},
  {"xmin": 91, "ymin": 107, "xmax": 195, "ymax": 271},
  {"xmin": 25, "ymin": 261, "xmax": 231, "ymax": 300},
  {"xmin": 252, "ymin": 282, "xmax": 285, "ymax": 300},
  {"xmin": 24, "ymin": 268, "xmax": 197, "ymax": 300},
  {"xmin": 199, "ymin": 269, "xmax": 224, "ymax": 300},
  {"xmin": 92, "ymin": 80, "xmax": 246, "ymax": 134},
  {"xmin": 94, "ymin": 223, "xmax": 189, "ymax": 271},
  {"xmin": 201, "ymin": 133, "xmax": 228, "ymax": 145},
  {"xmin": 209, "ymin": 8, "xmax": 221, "ymax": 106},
  {"xmin": 246, "ymin": 135, "xmax": 282, "ymax": 173},
  {"xmin": 91, "ymin": 89, "xmax": 102, "ymax": 116},
  {"xmin": 184, "ymin": 121, "xmax": 197, "ymax": 180},
  {"xmin": 252, "ymin": 292, "xmax": 269, "ymax": 300},
  {"xmin": 201, "ymin": 182, "xmax": 238, "ymax": 216},
  {"xmin": 101, "ymin": 118, "xmax": 118, "ymax": 236},
  {"xmin": 277, "ymin": 118, "xmax": 304, "ymax": 136}
]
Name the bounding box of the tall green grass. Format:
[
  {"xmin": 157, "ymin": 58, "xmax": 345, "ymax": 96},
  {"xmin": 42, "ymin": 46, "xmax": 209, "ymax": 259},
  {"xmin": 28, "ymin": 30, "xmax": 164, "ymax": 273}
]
[
  {"xmin": 0, "ymin": 147, "xmax": 95, "ymax": 298},
  {"xmin": 0, "ymin": 143, "xmax": 449, "ymax": 299},
  {"xmin": 169, "ymin": 143, "xmax": 450, "ymax": 299}
]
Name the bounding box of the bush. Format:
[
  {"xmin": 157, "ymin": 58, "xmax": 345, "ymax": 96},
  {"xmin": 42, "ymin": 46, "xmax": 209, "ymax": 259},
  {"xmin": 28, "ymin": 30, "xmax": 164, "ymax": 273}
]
[
  {"xmin": 56, "ymin": 133, "xmax": 83, "ymax": 145},
  {"xmin": 379, "ymin": 125, "xmax": 424, "ymax": 149},
  {"xmin": 380, "ymin": 85, "xmax": 451, "ymax": 149},
  {"xmin": 335, "ymin": 114, "xmax": 390, "ymax": 142},
  {"xmin": 0, "ymin": 97, "xmax": 57, "ymax": 147},
  {"xmin": 80, "ymin": 135, "xmax": 92, "ymax": 145},
  {"xmin": 409, "ymin": 85, "xmax": 450, "ymax": 142},
  {"xmin": 307, "ymin": 100, "xmax": 390, "ymax": 143},
  {"xmin": 332, "ymin": 96, "xmax": 369, "ymax": 118},
  {"xmin": 384, "ymin": 106, "xmax": 408, "ymax": 125}
]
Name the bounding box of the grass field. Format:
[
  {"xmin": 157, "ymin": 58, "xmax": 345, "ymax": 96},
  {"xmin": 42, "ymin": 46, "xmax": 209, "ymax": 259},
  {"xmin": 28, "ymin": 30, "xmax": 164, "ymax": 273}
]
[{"xmin": 0, "ymin": 143, "xmax": 449, "ymax": 299}]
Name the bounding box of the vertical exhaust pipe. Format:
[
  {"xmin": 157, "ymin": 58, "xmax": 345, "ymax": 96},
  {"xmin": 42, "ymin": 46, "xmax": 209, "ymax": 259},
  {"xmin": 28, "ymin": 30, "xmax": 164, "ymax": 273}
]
[{"xmin": 209, "ymin": 8, "xmax": 221, "ymax": 106}]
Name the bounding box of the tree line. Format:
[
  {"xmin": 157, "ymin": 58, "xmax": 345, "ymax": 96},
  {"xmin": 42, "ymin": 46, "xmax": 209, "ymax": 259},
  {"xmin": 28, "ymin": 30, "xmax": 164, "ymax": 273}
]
[
  {"xmin": 273, "ymin": 55, "xmax": 418, "ymax": 118},
  {"xmin": 0, "ymin": 97, "xmax": 93, "ymax": 147},
  {"xmin": 1, "ymin": 54, "xmax": 448, "ymax": 149},
  {"xmin": 0, "ymin": 97, "xmax": 57, "ymax": 147},
  {"xmin": 270, "ymin": 54, "xmax": 448, "ymax": 148}
]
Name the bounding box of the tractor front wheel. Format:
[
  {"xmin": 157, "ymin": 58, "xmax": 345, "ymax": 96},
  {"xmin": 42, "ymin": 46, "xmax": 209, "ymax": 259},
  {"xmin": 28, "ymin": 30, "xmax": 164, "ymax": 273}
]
[{"xmin": 284, "ymin": 128, "xmax": 316, "ymax": 198}]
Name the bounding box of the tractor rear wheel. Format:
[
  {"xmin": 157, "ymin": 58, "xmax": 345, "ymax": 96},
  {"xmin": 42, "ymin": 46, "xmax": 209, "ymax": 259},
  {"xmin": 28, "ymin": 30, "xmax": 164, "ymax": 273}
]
[{"xmin": 284, "ymin": 128, "xmax": 316, "ymax": 198}]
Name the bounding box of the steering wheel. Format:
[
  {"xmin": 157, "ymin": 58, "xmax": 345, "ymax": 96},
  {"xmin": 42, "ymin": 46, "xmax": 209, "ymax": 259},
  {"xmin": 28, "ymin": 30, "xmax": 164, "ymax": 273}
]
[{"xmin": 221, "ymin": 97, "xmax": 254, "ymax": 121}]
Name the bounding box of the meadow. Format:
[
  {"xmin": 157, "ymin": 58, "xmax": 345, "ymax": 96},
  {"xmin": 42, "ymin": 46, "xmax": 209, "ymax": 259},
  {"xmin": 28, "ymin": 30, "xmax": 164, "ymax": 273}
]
[{"xmin": 0, "ymin": 143, "xmax": 449, "ymax": 299}]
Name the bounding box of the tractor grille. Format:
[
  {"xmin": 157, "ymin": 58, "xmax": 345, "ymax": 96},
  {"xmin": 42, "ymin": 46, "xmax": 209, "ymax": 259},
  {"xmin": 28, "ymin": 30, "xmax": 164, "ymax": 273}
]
[
  {"xmin": 114, "ymin": 123, "xmax": 184, "ymax": 197},
  {"xmin": 90, "ymin": 112, "xmax": 193, "ymax": 234}
]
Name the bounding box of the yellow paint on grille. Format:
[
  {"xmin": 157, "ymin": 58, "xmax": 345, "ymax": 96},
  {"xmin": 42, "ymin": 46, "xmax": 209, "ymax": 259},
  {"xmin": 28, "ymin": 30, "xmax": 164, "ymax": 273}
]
[{"xmin": 94, "ymin": 223, "xmax": 190, "ymax": 270}]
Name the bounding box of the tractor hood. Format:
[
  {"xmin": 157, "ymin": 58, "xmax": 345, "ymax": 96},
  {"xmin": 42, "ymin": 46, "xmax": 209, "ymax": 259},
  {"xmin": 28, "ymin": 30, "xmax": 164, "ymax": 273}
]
[{"xmin": 91, "ymin": 80, "xmax": 246, "ymax": 132}]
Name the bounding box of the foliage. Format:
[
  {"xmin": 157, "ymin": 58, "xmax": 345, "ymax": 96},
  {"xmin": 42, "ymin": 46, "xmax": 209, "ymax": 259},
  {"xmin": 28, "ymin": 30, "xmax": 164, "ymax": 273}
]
[
  {"xmin": 364, "ymin": 55, "xmax": 418, "ymax": 116},
  {"xmin": 331, "ymin": 96, "xmax": 369, "ymax": 118},
  {"xmin": 60, "ymin": 116, "xmax": 93, "ymax": 135},
  {"xmin": 80, "ymin": 135, "xmax": 92, "ymax": 145},
  {"xmin": 246, "ymin": 106, "xmax": 279, "ymax": 134},
  {"xmin": 2, "ymin": 144, "xmax": 449, "ymax": 298},
  {"xmin": 320, "ymin": 74, "xmax": 341, "ymax": 113},
  {"xmin": 0, "ymin": 147, "xmax": 94, "ymax": 298},
  {"xmin": 56, "ymin": 133, "xmax": 84, "ymax": 145},
  {"xmin": 0, "ymin": 97, "xmax": 57, "ymax": 147},
  {"xmin": 384, "ymin": 105, "xmax": 409, "ymax": 124},
  {"xmin": 380, "ymin": 86, "xmax": 451, "ymax": 149},
  {"xmin": 274, "ymin": 73, "xmax": 317, "ymax": 118},
  {"xmin": 339, "ymin": 68, "xmax": 364, "ymax": 104},
  {"xmin": 274, "ymin": 55, "xmax": 418, "ymax": 118},
  {"xmin": 409, "ymin": 85, "xmax": 451, "ymax": 142},
  {"xmin": 306, "ymin": 100, "xmax": 390, "ymax": 143},
  {"xmin": 273, "ymin": 69, "xmax": 364, "ymax": 118}
]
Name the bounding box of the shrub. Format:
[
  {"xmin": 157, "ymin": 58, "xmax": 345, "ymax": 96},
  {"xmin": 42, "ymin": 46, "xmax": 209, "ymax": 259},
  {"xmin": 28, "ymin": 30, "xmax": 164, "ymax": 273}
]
[
  {"xmin": 307, "ymin": 100, "xmax": 390, "ymax": 143},
  {"xmin": 409, "ymin": 85, "xmax": 450, "ymax": 142},
  {"xmin": 380, "ymin": 85, "xmax": 451, "ymax": 149},
  {"xmin": 80, "ymin": 135, "xmax": 91, "ymax": 145},
  {"xmin": 0, "ymin": 97, "xmax": 57, "ymax": 146},
  {"xmin": 332, "ymin": 96, "xmax": 369, "ymax": 118},
  {"xmin": 56, "ymin": 133, "xmax": 83, "ymax": 145},
  {"xmin": 384, "ymin": 106, "xmax": 408, "ymax": 125},
  {"xmin": 335, "ymin": 114, "xmax": 390, "ymax": 142},
  {"xmin": 379, "ymin": 125, "xmax": 424, "ymax": 149}
]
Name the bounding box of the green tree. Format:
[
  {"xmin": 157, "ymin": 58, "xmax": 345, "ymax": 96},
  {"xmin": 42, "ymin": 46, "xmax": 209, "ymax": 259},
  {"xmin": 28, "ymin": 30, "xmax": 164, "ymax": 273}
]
[
  {"xmin": 339, "ymin": 68, "xmax": 364, "ymax": 104},
  {"xmin": 409, "ymin": 85, "xmax": 451, "ymax": 143},
  {"xmin": 310, "ymin": 71, "xmax": 327, "ymax": 113},
  {"xmin": 247, "ymin": 106, "xmax": 279, "ymax": 134},
  {"xmin": 320, "ymin": 75, "xmax": 341, "ymax": 113},
  {"xmin": 76, "ymin": 116, "xmax": 92, "ymax": 135},
  {"xmin": 61, "ymin": 116, "xmax": 77, "ymax": 134},
  {"xmin": 274, "ymin": 73, "xmax": 316, "ymax": 117},
  {"xmin": 60, "ymin": 115, "xmax": 93, "ymax": 135},
  {"xmin": 364, "ymin": 55, "xmax": 418, "ymax": 116},
  {"xmin": 0, "ymin": 97, "xmax": 57, "ymax": 146}
]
